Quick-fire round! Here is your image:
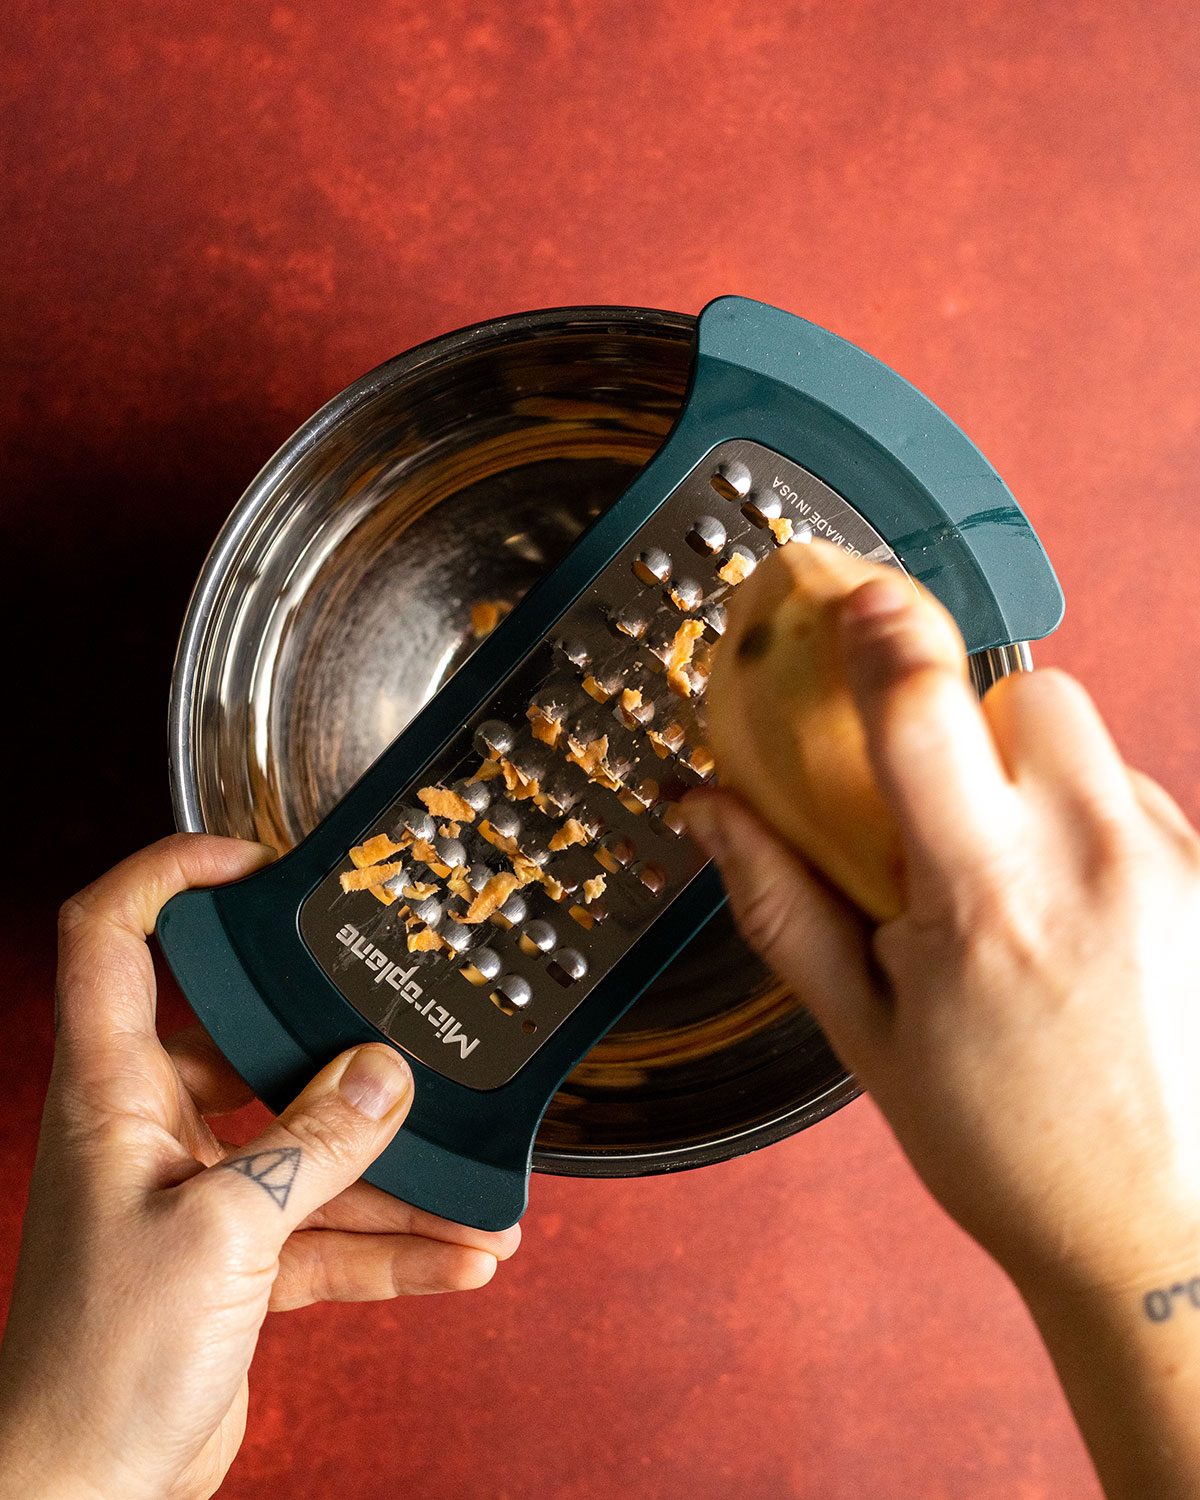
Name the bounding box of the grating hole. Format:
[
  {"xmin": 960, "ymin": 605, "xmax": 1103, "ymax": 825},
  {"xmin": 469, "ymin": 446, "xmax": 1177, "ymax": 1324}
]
[
  {"xmin": 686, "ymin": 516, "xmax": 726, "ymax": 556},
  {"xmin": 632, "ymin": 861, "xmax": 668, "ymax": 896},
  {"xmin": 547, "ymin": 948, "xmax": 588, "ymax": 986},
  {"xmin": 710, "ymin": 459, "xmax": 752, "ymax": 500}
]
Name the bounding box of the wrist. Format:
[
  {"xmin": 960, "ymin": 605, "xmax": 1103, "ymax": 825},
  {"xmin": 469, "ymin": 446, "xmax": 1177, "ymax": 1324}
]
[
  {"xmin": 0, "ymin": 1453, "xmax": 116, "ymax": 1500},
  {"xmin": 1010, "ymin": 1242, "xmax": 1200, "ymax": 1327},
  {"xmin": 1011, "ymin": 1258, "xmax": 1200, "ymax": 1500},
  {"xmin": 0, "ymin": 1416, "xmax": 135, "ymax": 1500}
]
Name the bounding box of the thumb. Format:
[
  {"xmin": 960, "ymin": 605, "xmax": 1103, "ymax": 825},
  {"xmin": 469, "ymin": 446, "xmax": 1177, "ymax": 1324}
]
[
  {"xmin": 683, "ymin": 789, "xmax": 889, "ymax": 1070},
  {"xmin": 189, "ymin": 1043, "xmax": 414, "ymax": 1235}
]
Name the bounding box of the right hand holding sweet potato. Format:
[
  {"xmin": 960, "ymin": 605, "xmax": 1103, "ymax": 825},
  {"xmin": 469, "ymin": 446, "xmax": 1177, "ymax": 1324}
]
[{"xmin": 686, "ymin": 562, "xmax": 1200, "ymax": 1303}]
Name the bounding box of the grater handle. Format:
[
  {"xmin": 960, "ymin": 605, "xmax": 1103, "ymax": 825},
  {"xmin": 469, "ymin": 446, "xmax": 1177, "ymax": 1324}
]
[{"xmin": 157, "ymin": 882, "xmax": 532, "ymax": 1228}]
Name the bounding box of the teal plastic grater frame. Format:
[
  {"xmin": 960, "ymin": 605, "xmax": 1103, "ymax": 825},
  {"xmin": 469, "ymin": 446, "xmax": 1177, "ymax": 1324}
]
[{"xmin": 156, "ymin": 294, "xmax": 1064, "ymax": 1231}]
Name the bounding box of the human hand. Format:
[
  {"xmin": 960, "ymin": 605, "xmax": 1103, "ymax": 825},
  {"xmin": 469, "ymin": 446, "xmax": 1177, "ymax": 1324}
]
[
  {"xmin": 684, "ymin": 573, "xmax": 1200, "ymax": 1305},
  {"xmin": 0, "ymin": 835, "xmax": 520, "ymax": 1500}
]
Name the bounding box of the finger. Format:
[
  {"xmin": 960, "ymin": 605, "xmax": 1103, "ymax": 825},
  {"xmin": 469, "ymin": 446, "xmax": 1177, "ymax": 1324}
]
[
  {"xmin": 683, "ymin": 788, "xmax": 890, "ymax": 1071},
  {"xmin": 269, "ymin": 1230, "xmax": 500, "ymax": 1311},
  {"xmin": 299, "ymin": 1178, "xmax": 522, "ymax": 1258},
  {"xmin": 980, "ymin": 667, "xmax": 1141, "ymax": 822},
  {"xmin": 164, "ymin": 1023, "xmax": 257, "ymax": 1117},
  {"xmin": 56, "ymin": 834, "xmax": 276, "ymax": 1051},
  {"xmin": 837, "ymin": 576, "xmax": 1022, "ymax": 923},
  {"xmin": 187, "ymin": 1043, "xmax": 415, "ymax": 1242},
  {"xmin": 1126, "ymin": 766, "xmax": 1200, "ymax": 853}
]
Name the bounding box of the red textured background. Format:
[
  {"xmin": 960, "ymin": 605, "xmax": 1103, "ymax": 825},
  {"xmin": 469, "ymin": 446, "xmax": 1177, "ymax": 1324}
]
[{"xmin": 4, "ymin": 3, "xmax": 1200, "ymax": 1496}]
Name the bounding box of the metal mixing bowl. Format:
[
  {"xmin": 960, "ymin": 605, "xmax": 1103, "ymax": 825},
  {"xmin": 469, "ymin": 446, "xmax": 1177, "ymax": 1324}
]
[{"xmin": 169, "ymin": 305, "xmax": 1032, "ymax": 1178}]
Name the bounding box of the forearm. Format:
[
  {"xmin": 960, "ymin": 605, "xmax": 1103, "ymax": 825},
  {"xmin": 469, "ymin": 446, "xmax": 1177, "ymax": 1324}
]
[{"xmin": 1020, "ymin": 1267, "xmax": 1200, "ymax": 1500}]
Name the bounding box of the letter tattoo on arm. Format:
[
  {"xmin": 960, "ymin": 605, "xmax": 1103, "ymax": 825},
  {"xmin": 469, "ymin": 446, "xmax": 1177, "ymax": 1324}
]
[{"xmin": 1142, "ymin": 1276, "xmax": 1200, "ymax": 1324}]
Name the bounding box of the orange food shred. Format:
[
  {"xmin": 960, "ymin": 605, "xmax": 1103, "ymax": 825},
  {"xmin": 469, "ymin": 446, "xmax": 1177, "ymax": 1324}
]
[
  {"xmin": 418, "ymin": 785, "xmax": 476, "ymax": 822},
  {"xmin": 340, "ymin": 862, "xmax": 401, "ymax": 893},
  {"xmin": 350, "ymin": 833, "xmax": 404, "ymax": 869},
  {"xmin": 567, "ymin": 733, "xmax": 609, "ymax": 777},
  {"xmin": 464, "ymin": 872, "xmax": 521, "ymax": 924},
  {"xmin": 406, "ymin": 926, "xmax": 441, "ymax": 953},
  {"xmin": 549, "ymin": 817, "xmax": 588, "ymax": 852},
  {"xmin": 402, "ymin": 881, "xmax": 438, "ymax": 900},
  {"xmin": 528, "ymin": 706, "xmax": 562, "ymax": 747},
  {"xmin": 665, "ymin": 620, "xmax": 704, "ymax": 696},
  {"xmin": 470, "ymin": 599, "xmax": 511, "ymax": 637}
]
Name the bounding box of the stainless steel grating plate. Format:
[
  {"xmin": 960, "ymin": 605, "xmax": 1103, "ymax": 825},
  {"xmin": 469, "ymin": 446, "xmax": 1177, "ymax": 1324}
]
[{"xmin": 299, "ymin": 438, "xmax": 907, "ymax": 1089}]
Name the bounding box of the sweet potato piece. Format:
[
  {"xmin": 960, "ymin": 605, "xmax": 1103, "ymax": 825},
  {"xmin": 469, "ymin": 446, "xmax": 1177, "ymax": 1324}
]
[
  {"xmin": 470, "ymin": 599, "xmax": 511, "ymax": 637},
  {"xmin": 418, "ymin": 785, "xmax": 476, "ymax": 823},
  {"xmin": 464, "ymin": 872, "xmax": 520, "ymax": 924},
  {"xmin": 406, "ymin": 926, "xmax": 442, "ymax": 953},
  {"xmin": 549, "ymin": 817, "xmax": 589, "ymax": 852},
  {"xmin": 566, "ymin": 733, "xmax": 609, "ymax": 778},
  {"xmin": 768, "ymin": 516, "xmax": 794, "ymax": 545},
  {"xmin": 665, "ymin": 620, "xmax": 704, "ymax": 697},
  {"xmin": 717, "ymin": 551, "xmax": 753, "ymax": 586},
  {"xmin": 402, "ymin": 881, "xmax": 438, "ymax": 900},
  {"xmin": 349, "ymin": 833, "xmax": 404, "ymax": 869},
  {"xmin": 478, "ymin": 821, "xmax": 519, "ymax": 857},
  {"xmin": 340, "ymin": 862, "xmax": 402, "ymax": 892},
  {"xmin": 528, "ymin": 705, "xmax": 563, "ymax": 747},
  {"xmin": 499, "ymin": 758, "xmax": 540, "ymax": 800},
  {"xmin": 706, "ymin": 537, "xmax": 965, "ymax": 922}
]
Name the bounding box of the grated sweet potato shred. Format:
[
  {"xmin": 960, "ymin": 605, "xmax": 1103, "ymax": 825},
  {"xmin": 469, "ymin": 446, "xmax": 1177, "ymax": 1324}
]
[
  {"xmin": 549, "ymin": 817, "xmax": 588, "ymax": 852},
  {"xmin": 350, "ymin": 833, "xmax": 404, "ymax": 869},
  {"xmin": 665, "ymin": 620, "xmax": 704, "ymax": 697},
  {"xmin": 464, "ymin": 872, "xmax": 520, "ymax": 924},
  {"xmin": 528, "ymin": 706, "xmax": 562, "ymax": 747},
  {"xmin": 418, "ymin": 785, "xmax": 476, "ymax": 822},
  {"xmin": 340, "ymin": 862, "xmax": 401, "ymax": 893},
  {"xmin": 406, "ymin": 926, "xmax": 442, "ymax": 953},
  {"xmin": 718, "ymin": 551, "xmax": 753, "ymax": 586},
  {"xmin": 470, "ymin": 599, "xmax": 511, "ymax": 638}
]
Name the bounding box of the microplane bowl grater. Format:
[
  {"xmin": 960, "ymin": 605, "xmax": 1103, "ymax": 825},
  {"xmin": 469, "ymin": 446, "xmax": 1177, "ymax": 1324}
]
[{"xmin": 156, "ymin": 294, "xmax": 1064, "ymax": 1231}]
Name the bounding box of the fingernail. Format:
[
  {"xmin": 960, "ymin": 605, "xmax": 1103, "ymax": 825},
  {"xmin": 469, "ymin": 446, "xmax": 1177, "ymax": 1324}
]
[
  {"xmin": 842, "ymin": 577, "xmax": 911, "ymax": 627},
  {"xmin": 339, "ymin": 1046, "xmax": 412, "ymax": 1119},
  {"xmin": 682, "ymin": 796, "xmax": 730, "ymax": 865}
]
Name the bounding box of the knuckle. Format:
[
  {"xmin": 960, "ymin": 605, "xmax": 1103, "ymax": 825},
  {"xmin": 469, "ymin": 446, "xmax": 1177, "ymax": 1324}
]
[
  {"xmin": 282, "ymin": 1108, "xmax": 363, "ymax": 1172},
  {"xmin": 57, "ymin": 893, "xmax": 93, "ymax": 937},
  {"xmin": 189, "ymin": 1174, "xmax": 280, "ymax": 1270},
  {"xmin": 267, "ymin": 1260, "xmax": 310, "ymax": 1312},
  {"xmin": 442, "ymin": 1248, "xmax": 497, "ymax": 1293},
  {"xmin": 731, "ymin": 882, "xmax": 794, "ymax": 965},
  {"xmin": 192, "ymin": 1182, "xmax": 242, "ymax": 1239}
]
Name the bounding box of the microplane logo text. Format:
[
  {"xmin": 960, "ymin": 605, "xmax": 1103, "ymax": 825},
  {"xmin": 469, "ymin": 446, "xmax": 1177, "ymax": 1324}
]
[{"xmin": 335, "ymin": 924, "xmax": 480, "ymax": 1059}]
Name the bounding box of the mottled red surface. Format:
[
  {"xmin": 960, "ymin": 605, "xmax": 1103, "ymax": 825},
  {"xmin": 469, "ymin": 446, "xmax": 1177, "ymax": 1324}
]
[{"xmin": 4, "ymin": 2, "xmax": 1200, "ymax": 1496}]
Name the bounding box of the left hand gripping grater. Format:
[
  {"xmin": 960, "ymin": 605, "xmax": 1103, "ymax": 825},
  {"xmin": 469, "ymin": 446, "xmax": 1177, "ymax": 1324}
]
[{"xmin": 156, "ymin": 294, "xmax": 1065, "ymax": 1230}]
